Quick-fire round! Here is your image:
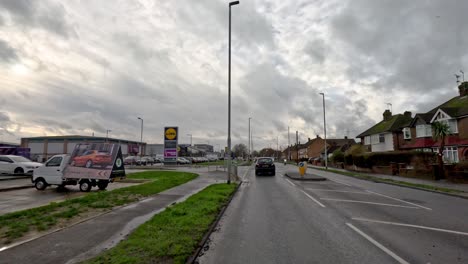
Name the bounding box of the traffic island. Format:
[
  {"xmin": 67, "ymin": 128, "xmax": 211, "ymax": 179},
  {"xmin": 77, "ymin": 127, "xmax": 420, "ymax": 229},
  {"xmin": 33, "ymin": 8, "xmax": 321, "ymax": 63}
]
[{"xmin": 284, "ymin": 171, "xmax": 327, "ymax": 181}]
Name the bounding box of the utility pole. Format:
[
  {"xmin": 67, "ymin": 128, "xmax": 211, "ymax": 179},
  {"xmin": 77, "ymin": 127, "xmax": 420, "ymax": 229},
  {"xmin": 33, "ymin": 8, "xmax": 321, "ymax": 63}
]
[
  {"xmin": 106, "ymin": 130, "xmax": 111, "ymax": 143},
  {"xmin": 277, "ymin": 135, "xmax": 279, "ymax": 160}
]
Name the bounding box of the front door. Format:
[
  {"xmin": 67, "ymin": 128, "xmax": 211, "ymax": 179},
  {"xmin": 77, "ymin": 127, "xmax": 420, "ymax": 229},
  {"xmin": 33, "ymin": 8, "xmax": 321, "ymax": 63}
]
[{"xmin": 43, "ymin": 156, "xmax": 64, "ymax": 184}]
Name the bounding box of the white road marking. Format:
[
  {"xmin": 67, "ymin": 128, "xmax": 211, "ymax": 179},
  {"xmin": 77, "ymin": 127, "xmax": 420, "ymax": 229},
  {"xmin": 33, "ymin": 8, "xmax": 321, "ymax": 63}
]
[
  {"xmin": 285, "ymin": 178, "xmax": 296, "ymax": 187},
  {"xmin": 346, "ymin": 223, "xmax": 410, "ymax": 264},
  {"xmin": 352, "ymin": 217, "xmax": 468, "ymax": 236},
  {"xmin": 284, "ymin": 177, "xmax": 326, "ymax": 207},
  {"xmin": 305, "ymin": 189, "xmax": 371, "ymax": 194},
  {"xmin": 328, "ymin": 178, "xmax": 352, "ymax": 186},
  {"xmin": 320, "ymin": 198, "xmax": 420, "ymax": 209},
  {"xmin": 300, "ymin": 189, "xmax": 326, "ymax": 208},
  {"xmin": 365, "ymin": 190, "xmax": 432, "ymax": 211}
]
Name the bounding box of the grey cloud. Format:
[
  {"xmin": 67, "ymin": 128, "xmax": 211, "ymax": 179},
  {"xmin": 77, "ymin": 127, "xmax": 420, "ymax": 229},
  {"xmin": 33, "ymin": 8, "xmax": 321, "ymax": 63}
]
[
  {"xmin": 0, "ymin": 0, "xmax": 72, "ymax": 37},
  {"xmin": 0, "ymin": 39, "xmax": 18, "ymax": 62},
  {"xmin": 0, "ymin": 112, "xmax": 10, "ymax": 122},
  {"xmin": 37, "ymin": 119, "xmax": 72, "ymax": 130},
  {"xmin": 304, "ymin": 39, "xmax": 326, "ymax": 63},
  {"xmin": 331, "ymin": 0, "xmax": 468, "ymax": 96}
]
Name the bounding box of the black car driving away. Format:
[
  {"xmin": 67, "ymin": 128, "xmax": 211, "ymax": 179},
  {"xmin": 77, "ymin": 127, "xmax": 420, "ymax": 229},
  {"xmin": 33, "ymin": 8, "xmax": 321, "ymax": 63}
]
[{"xmin": 255, "ymin": 157, "xmax": 275, "ymax": 176}]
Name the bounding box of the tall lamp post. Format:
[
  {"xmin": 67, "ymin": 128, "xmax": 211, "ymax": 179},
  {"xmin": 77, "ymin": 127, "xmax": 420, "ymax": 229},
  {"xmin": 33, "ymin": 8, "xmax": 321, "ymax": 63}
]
[
  {"xmin": 319, "ymin": 93, "xmax": 328, "ymax": 169},
  {"xmin": 137, "ymin": 117, "xmax": 143, "ymax": 158},
  {"xmin": 106, "ymin": 129, "xmax": 111, "ymax": 142},
  {"xmin": 248, "ymin": 117, "xmax": 251, "ymax": 160},
  {"xmin": 187, "ymin": 134, "xmax": 192, "ymax": 157},
  {"xmin": 227, "ymin": 0, "xmax": 239, "ymax": 184}
]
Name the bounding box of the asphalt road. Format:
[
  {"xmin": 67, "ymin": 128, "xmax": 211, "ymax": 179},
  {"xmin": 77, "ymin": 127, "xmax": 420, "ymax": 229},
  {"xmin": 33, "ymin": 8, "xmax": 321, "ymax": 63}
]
[{"xmin": 198, "ymin": 163, "xmax": 468, "ymax": 264}]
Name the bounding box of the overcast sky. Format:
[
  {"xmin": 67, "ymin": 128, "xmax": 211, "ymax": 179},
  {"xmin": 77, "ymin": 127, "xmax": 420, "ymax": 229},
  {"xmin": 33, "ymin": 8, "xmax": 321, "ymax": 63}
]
[{"xmin": 1, "ymin": 0, "xmax": 467, "ymax": 150}]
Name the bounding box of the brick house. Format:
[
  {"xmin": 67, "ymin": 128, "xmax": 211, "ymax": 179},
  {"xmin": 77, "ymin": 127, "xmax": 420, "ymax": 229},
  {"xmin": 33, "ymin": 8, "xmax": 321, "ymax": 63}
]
[
  {"xmin": 398, "ymin": 82, "xmax": 468, "ymax": 162},
  {"xmin": 357, "ymin": 110, "xmax": 413, "ymax": 152}
]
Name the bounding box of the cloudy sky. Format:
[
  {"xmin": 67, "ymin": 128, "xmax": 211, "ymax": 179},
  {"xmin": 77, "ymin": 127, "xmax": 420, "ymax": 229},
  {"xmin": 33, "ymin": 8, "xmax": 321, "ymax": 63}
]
[{"xmin": 0, "ymin": 0, "xmax": 467, "ymax": 150}]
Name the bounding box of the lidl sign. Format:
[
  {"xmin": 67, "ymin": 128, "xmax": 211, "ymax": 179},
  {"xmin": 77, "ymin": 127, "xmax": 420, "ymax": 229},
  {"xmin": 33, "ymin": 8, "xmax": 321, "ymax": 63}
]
[{"xmin": 165, "ymin": 127, "xmax": 177, "ymax": 140}]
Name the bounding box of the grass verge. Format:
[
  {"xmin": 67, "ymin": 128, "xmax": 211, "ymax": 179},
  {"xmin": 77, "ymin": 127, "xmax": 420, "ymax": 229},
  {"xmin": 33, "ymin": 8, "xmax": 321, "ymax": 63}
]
[
  {"xmin": 313, "ymin": 167, "xmax": 465, "ymax": 194},
  {"xmin": 196, "ymin": 160, "xmax": 227, "ymax": 166},
  {"xmin": 85, "ymin": 183, "xmax": 237, "ymax": 264},
  {"xmin": 0, "ymin": 171, "xmax": 197, "ymax": 245}
]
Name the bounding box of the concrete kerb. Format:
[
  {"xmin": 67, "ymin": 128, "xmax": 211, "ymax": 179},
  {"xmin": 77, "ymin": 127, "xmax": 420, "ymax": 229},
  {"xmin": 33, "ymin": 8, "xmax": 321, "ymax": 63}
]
[
  {"xmin": 188, "ymin": 181, "xmax": 242, "ymax": 264},
  {"xmin": 0, "ymin": 173, "xmax": 210, "ymax": 254},
  {"xmin": 0, "ymin": 185, "xmax": 33, "ymax": 192},
  {"xmin": 284, "ymin": 172, "xmax": 327, "ymax": 181}
]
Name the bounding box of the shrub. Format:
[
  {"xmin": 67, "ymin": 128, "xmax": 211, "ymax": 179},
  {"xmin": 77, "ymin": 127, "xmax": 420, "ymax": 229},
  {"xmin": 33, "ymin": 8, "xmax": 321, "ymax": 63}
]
[{"xmin": 331, "ymin": 150, "xmax": 345, "ymax": 163}]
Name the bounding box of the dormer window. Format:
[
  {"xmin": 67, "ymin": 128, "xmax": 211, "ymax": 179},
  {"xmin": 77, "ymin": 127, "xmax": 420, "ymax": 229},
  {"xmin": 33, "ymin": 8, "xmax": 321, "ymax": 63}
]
[
  {"xmin": 403, "ymin": 127, "xmax": 411, "ymax": 139},
  {"xmin": 432, "ymin": 109, "xmax": 458, "ymax": 134}
]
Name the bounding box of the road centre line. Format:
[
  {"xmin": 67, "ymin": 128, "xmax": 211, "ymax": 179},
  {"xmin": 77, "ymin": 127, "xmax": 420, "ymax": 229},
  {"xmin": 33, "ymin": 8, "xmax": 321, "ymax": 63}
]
[
  {"xmin": 320, "ymin": 198, "xmax": 420, "ymax": 209},
  {"xmin": 300, "ymin": 189, "xmax": 326, "ymax": 208},
  {"xmin": 365, "ymin": 190, "xmax": 432, "ymax": 211},
  {"xmin": 346, "ymin": 223, "xmax": 410, "ymax": 264},
  {"xmin": 305, "ymin": 189, "xmax": 371, "ymax": 194},
  {"xmin": 352, "ymin": 217, "xmax": 468, "ymax": 236}
]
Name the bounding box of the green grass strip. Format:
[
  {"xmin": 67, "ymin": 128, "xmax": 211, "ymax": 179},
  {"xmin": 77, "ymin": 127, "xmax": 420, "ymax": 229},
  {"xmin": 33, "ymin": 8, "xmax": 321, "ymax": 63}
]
[
  {"xmin": 313, "ymin": 167, "xmax": 464, "ymax": 194},
  {"xmin": 0, "ymin": 171, "xmax": 197, "ymax": 244},
  {"xmin": 85, "ymin": 183, "xmax": 237, "ymax": 264},
  {"xmin": 196, "ymin": 160, "xmax": 227, "ymax": 166}
]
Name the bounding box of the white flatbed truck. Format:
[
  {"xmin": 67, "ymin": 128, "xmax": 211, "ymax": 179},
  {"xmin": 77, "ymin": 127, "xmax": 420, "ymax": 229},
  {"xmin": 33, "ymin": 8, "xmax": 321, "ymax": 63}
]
[{"xmin": 32, "ymin": 154, "xmax": 124, "ymax": 192}]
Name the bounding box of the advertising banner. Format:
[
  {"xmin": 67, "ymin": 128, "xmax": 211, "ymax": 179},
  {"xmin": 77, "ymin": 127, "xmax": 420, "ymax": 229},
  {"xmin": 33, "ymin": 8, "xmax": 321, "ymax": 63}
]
[
  {"xmin": 63, "ymin": 143, "xmax": 125, "ymax": 180},
  {"xmin": 164, "ymin": 126, "xmax": 178, "ymax": 163}
]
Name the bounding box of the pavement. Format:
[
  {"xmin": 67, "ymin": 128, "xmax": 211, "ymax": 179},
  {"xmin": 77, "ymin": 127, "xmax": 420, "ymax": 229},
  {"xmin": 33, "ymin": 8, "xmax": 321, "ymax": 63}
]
[
  {"xmin": 308, "ymin": 164, "xmax": 468, "ymax": 193},
  {"xmin": 197, "ymin": 163, "xmax": 468, "ymax": 264},
  {"xmin": 0, "ymin": 168, "xmax": 236, "ymax": 264}
]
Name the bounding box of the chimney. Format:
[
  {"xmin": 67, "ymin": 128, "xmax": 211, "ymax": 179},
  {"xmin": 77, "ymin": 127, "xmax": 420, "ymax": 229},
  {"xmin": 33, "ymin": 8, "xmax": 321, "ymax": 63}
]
[
  {"xmin": 316, "ymin": 135, "xmax": 320, "ymax": 138},
  {"xmin": 308, "ymin": 137, "xmax": 311, "ymax": 142},
  {"xmin": 403, "ymin": 111, "xmax": 412, "ymax": 118},
  {"xmin": 459, "ymin": 81, "xmax": 468, "ymax": 97},
  {"xmin": 383, "ymin": 109, "xmax": 392, "ymax": 121},
  {"xmin": 344, "ymin": 136, "xmax": 348, "ymax": 139}
]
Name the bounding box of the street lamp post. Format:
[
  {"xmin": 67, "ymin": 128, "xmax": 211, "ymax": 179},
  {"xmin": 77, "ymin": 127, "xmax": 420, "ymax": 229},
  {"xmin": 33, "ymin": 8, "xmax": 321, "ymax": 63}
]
[
  {"xmin": 248, "ymin": 117, "xmax": 251, "ymax": 160},
  {"xmin": 227, "ymin": 0, "xmax": 239, "ymax": 184},
  {"xmin": 319, "ymin": 93, "xmax": 328, "ymax": 169},
  {"xmin": 106, "ymin": 129, "xmax": 111, "ymax": 142},
  {"xmin": 137, "ymin": 117, "xmax": 143, "ymax": 159}
]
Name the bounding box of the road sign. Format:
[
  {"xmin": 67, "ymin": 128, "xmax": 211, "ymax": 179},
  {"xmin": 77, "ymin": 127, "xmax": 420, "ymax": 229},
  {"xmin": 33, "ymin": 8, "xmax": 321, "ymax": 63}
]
[{"xmin": 298, "ymin": 162, "xmax": 307, "ymax": 176}]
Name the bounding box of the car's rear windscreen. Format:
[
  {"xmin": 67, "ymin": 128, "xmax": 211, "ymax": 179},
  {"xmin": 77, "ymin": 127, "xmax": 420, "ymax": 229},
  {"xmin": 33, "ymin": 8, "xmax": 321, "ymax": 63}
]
[{"xmin": 258, "ymin": 158, "xmax": 273, "ymax": 164}]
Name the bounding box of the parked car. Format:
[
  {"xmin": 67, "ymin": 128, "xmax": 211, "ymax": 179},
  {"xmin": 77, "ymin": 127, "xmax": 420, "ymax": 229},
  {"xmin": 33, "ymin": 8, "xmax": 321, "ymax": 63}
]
[
  {"xmin": 0, "ymin": 155, "xmax": 43, "ymax": 175},
  {"xmin": 144, "ymin": 156, "xmax": 155, "ymax": 165},
  {"xmin": 255, "ymin": 157, "xmax": 275, "ymax": 176},
  {"xmin": 124, "ymin": 156, "xmax": 139, "ymax": 165},
  {"xmin": 177, "ymin": 157, "xmax": 190, "ymax": 164},
  {"xmin": 71, "ymin": 150, "xmax": 112, "ymax": 168}
]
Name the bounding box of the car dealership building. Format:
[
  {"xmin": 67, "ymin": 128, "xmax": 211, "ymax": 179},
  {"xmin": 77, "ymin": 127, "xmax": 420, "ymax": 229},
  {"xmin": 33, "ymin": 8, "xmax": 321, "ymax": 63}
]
[{"xmin": 21, "ymin": 135, "xmax": 146, "ymax": 162}]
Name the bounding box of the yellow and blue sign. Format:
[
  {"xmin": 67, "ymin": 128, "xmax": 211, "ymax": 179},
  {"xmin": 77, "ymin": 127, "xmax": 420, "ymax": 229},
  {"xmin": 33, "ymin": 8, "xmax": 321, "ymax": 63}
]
[{"xmin": 298, "ymin": 162, "xmax": 307, "ymax": 176}]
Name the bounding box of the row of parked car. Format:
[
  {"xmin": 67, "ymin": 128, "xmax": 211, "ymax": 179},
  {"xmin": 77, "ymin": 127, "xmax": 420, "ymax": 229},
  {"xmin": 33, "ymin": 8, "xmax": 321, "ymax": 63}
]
[{"xmin": 123, "ymin": 156, "xmax": 163, "ymax": 166}]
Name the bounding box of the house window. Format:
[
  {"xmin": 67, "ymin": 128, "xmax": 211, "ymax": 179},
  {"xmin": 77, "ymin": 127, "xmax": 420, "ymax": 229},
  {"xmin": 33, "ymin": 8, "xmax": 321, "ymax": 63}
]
[
  {"xmin": 403, "ymin": 128, "xmax": 411, "ymax": 139},
  {"xmin": 364, "ymin": 136, "xmax": 370, "ymax": 145},
  {"xmin": 433, "ymin": 147, "xmax": 459, "ymax": 163},
  {"xmin": 379, "ymin": 134, "xmax": 385, "ymax": 143},
  {"xmin": 438, "ymin": 119, "xmax": 458, "ymax": 134},
  {"xmin": 416, "ymin": 125, "xmax": 432, "ymax": 138},
  {"xmin": 371, "ymin": 134, "xmax": 379, "ymax": 144}
]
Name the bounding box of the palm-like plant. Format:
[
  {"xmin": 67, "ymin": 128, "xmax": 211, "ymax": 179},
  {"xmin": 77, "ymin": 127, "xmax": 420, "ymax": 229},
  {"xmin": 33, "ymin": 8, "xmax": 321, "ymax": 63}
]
[{"xmin": 432, "ymin": 121, "xmax": 451, "ymax": 179}]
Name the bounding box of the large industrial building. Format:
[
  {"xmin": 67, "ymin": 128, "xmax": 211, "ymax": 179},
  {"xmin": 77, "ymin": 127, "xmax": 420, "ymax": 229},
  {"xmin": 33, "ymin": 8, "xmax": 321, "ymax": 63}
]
[{"xmin": 21, "ymin": 135, "xmax": 146, "ymax": 162}]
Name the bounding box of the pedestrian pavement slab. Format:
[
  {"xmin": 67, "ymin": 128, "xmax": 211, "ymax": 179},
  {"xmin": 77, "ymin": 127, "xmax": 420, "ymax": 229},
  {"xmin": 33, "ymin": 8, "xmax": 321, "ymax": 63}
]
[{"xmin": 284, "ymin": 171, "xmax": 327, "ymax": 181}]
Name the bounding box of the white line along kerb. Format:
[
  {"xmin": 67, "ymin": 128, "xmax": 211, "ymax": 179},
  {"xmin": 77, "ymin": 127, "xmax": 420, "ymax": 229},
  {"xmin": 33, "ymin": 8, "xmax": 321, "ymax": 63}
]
[
  {"xmin": 346, "ymin": 223, "xmax": 410, "ymax": 264},
  {"xmin": 365, "ymin": 190, "xmax": 432, "ymax": 210},
  {"xmin": 352, "ymin": 217, "xmax": 468, "ymax": 236}
]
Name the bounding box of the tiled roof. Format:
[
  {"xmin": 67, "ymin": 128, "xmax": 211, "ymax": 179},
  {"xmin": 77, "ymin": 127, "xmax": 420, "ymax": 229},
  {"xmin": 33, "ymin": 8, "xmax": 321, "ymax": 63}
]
[
  {"xmin": 427, "ymin": 95, "xmax": 468, "ymax": 118},
  {"xmin": 357, "ymin": 114, "xmax": 412, "ymax": 138}
]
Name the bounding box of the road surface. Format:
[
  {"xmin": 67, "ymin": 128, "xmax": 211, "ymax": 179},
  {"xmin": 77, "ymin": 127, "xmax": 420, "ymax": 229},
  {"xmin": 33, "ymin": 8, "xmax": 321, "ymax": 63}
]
[{"xmin": 198, "ymin": 163, "xmax": 468, "ymax": 264}]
